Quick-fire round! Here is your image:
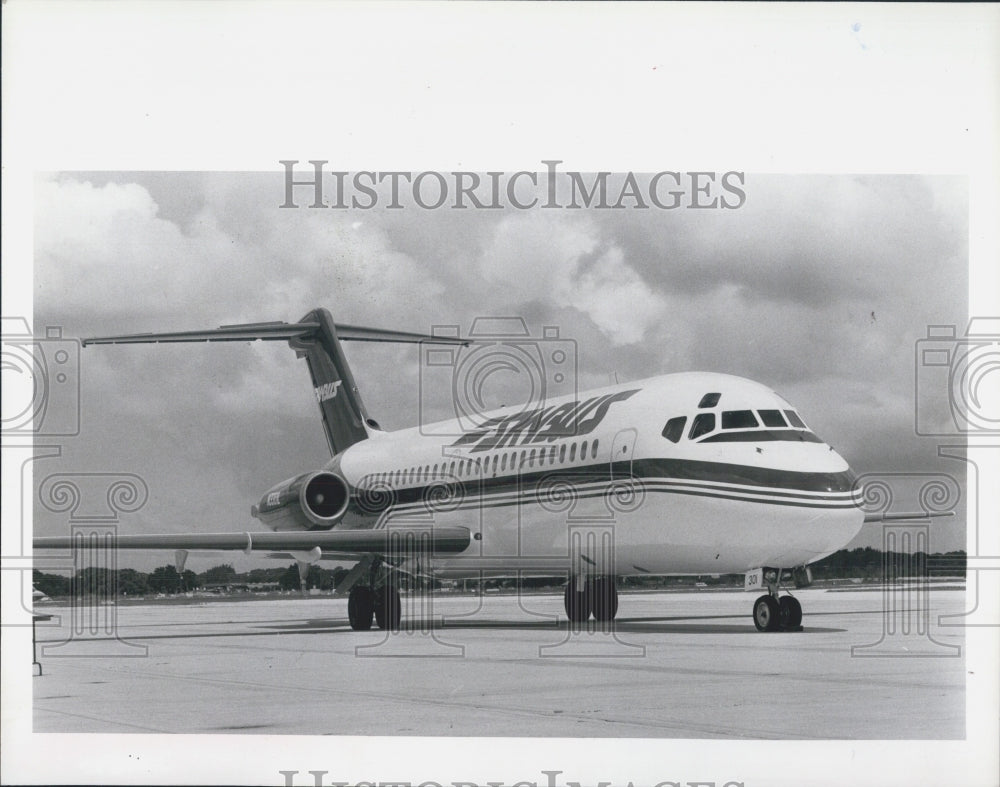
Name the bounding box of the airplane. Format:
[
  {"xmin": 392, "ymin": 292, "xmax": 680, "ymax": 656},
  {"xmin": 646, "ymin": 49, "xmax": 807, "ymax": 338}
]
[{"xmin": 33, "ymin": 307, "xmax": 946, "ymax": 633}]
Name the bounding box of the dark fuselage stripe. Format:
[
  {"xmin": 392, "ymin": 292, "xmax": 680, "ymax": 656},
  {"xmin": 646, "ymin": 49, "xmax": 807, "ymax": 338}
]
[
  {"xmin": 350, "ymin": 457, "xmax": 858, "ymax": 517},
  {"xmin": 378, "ymin": 486, "xmax": 862, "ymax": 522},
  {"xmin": 383, "ymin": 478, "xmax": 858, "ymax": 508}
]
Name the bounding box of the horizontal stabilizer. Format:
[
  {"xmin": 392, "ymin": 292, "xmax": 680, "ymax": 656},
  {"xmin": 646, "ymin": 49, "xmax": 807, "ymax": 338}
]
[
  {"xmin": 83, "ymin": 320, "xmax": 468, "ymax": 347},
  {"xmin": 333, "ymin": 324, "xmax": 469, "ymax": 345},
  {"xmin": 863, "ymin": 511, "xmax": 955, "ymax": 524},
  {"xmin": 80, "ymin": 307, "xmax": 470, "ymax": 455},
  {"xmin": 34, "ymin": 527, "xmax": 471, "ymax": 555}
]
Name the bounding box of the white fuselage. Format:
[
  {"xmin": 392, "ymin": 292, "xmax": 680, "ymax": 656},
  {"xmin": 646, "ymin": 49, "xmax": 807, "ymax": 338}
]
[{"xmin": 290, "ymin": 372, "xmax": 864, "ymax": 579}]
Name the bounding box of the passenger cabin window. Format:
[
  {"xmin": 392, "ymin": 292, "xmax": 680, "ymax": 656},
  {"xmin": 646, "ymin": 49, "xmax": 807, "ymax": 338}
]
[
  {"xmin": 662, "ymin": 416, "xmax": 687, "ymax": 443},
  {"xmin": 722, "ymin": 410, "xmax": 759, "ymax": 429},
  {"xmin": 689, "ymin": 412, "xmax": 716, "ymax": 439},
  {"xmin": 784, "ymin": 410, "xmax": 807, "ymax": 428},
  {"xmin": 698, "ymin": 392, "xmax": 721, "ymax": 408},
  {"xmin": 570, "ymin": 443, "xmax": 577, "ymax": 461},
  {"xmin": 591, "ymin": 440, "xmax": 599, "ymax": 459},
  {"xmin": 559, "ymin": 444, "xmax": 567, "ymax": 462},
  {"xmin": 758, "ymin": 409, "xmax": 787, "ymax": 428}
]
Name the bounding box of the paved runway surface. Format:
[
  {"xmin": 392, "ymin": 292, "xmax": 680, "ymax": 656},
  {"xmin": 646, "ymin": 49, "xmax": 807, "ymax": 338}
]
[{"xmin": 32, "ymin": 587, "xmax": 966, "ymax": 738}]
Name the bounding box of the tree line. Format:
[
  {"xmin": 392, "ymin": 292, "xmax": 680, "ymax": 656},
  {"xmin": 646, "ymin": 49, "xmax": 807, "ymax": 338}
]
[{"xmin": 31, "ymin": 547, "xmax": 967, "ymax": 599}]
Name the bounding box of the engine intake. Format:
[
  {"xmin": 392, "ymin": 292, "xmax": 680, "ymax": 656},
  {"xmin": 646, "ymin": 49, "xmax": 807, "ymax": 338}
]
[
  {"xmin": 253, "ymin": 470, "xmax": 350, "ymax": 530},
  {"xmin": 303, "ymin": 473, "xmax": 349, "ymax": 519}
]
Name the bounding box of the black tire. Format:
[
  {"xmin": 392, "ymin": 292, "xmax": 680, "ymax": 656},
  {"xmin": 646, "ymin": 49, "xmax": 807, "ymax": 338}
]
[
  {"xmin": 779, "ymin": 595, "xmax": 802, "ymax": 629},
  {"xmin": 374, "ymin": 584, "xmax": 401, "ymax": 631},
  {"xmin": 563, "ymin": 582, "xmax": 592, "ymax": 624},
  {"xmin": 591, "ymin": 577, "xmax": 619, "ymax": 622},
  {"xmin": 753, "ymin": 594, "xmax": 780, "ymax": 632},
  {"xmin": 348, "ymin": 586, "xmax": 374, "ymax": 631}
]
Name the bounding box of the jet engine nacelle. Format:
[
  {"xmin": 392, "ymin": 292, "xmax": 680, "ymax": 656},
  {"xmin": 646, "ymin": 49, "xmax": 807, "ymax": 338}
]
[{"xmin": 252, "ymin": 470, "xmax": 350, "ymax": 531}]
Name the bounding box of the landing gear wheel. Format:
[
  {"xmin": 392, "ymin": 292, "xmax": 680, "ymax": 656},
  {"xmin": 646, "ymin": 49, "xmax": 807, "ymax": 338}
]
[
  {"xmin": 348, "ymin": 586, "xmax": 375, "ymax": 631},
  {"xmin": 374, "ymin": 584, "xmax": 401, "ymax": 631},
  {"xmin": 564, "ymin": 582, "xmax": 592, "ymax": 624},
  {"xmin": 752, "ymin": 594, "xmax": 780, "ymax": 632},
  {"xmin": 590, "ymin": 577, "xmax": 619, "ymax": 622},
  {"xmin": 779, "ymin": 595, "xmax": 802, "ymax": 629}
]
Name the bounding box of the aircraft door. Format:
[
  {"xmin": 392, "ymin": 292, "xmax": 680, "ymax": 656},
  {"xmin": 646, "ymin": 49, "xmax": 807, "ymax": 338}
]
[{"xmin": 610, "ymin": 427, "xmax": 638, "ymax": 479}]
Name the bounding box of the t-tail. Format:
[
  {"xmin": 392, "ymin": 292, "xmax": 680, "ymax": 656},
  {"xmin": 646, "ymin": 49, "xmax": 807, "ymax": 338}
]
[{"xmin": 83, "ymin": 307, "xmax": 467, "ymax": 455}]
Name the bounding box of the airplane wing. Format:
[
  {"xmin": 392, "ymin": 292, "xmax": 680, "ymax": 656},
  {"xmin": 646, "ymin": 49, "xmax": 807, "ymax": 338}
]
[
  {"xmin": 33, "ymin": 527, "xmax": 471, "ymax": 555},
  {"xmin": 862, "ymin": 511, "xmax": 955, "ymax": 524}
]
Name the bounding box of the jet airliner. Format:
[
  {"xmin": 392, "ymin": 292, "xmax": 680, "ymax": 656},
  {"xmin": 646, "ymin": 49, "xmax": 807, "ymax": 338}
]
[{"xmin": 34, "ymin": 308, "xmax": 928, "ymax": 632}]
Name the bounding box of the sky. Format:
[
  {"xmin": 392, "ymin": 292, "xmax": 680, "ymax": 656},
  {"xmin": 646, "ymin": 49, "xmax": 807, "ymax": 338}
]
[{"xmin": 30, "ymin": 170, "xmax": 969, "ymax": 568}]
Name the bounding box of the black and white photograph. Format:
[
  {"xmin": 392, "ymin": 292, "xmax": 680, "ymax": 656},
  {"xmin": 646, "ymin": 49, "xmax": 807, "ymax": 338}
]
[{"xmin": 3, "ymin": 4, "xmax": 998, "ymax": 787}]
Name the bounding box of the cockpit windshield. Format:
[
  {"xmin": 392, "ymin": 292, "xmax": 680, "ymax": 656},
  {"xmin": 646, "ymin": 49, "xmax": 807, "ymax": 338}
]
[
  {"xmin": 688, "ymin": 412, "xmax": 716, "ymax": 440},
  {"xmin": 662, "ymin": 404, "xmax": 820, "ymax": 444},
  {"xmin": 757, "ymin": 409, "xmax": 787, "ymax": 427},
  {"xmin": 721, "ymin": 410, "xmax": 758, "ymax": 429},
  {"xmin": 784, "ymin": 410, "xmax": 807, "ymax": 428}
]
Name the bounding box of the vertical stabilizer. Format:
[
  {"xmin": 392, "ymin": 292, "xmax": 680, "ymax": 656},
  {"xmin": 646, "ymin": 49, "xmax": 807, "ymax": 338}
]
[{"xmin": 291, "ymin": 308, "xmax": 372, "ymax": 455}]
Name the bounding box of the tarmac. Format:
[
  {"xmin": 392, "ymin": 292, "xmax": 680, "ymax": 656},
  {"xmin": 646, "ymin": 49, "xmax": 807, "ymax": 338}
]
[{"xmin": 31, "ymin": 586, "xmax": 966, "ymax": 739}]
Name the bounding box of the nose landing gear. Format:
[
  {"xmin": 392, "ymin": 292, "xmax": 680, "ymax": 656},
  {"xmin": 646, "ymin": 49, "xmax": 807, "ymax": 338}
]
[
  {"xmin": 778, "ymin": 595, "xmax": 803, "ymax": 628},
  {"xmin": 751, "ymin": 567, "xmax": 804, "ymax": 632},
  {"xmin": 752, "ymin": 594, "xmax": 780, "ymax": 631}
]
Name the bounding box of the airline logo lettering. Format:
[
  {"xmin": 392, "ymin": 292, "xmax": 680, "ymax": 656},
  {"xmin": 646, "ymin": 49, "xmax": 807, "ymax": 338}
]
[
  {"xmin": 314, "ymin": 380, "xmax": 343, "ymax": 403},
  {"xmin": 452, "ymin": 389, "xmax": 640, "ymax": 452}
]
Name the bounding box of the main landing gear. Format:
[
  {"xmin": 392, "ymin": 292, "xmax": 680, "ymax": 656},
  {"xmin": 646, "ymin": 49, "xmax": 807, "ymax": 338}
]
[
  {"xmin": 564, "ymin": 576, "xmax": 619, "ymax": 623},
  {"xmin": 347, "ymin": 560, "xmax": 402, "ymax": 631},
  {"xmin": 751, "ymin": 568, "xmax": 803, "ymax": 632},
  {"xmin": 348, "ymin": 584, "xmax": 401, "ymax": 630}
]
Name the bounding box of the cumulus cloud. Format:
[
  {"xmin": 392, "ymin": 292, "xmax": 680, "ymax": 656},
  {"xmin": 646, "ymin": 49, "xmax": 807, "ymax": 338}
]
[{"xmin": 476, "ymin": 211, "xmax": 668, "ymax": 346}]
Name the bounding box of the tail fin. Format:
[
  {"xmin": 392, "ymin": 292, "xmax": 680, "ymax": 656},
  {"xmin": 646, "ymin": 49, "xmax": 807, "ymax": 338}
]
[{"xmin": 83, "ymin": 307, "xmax": 467, "ymax": 455}]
